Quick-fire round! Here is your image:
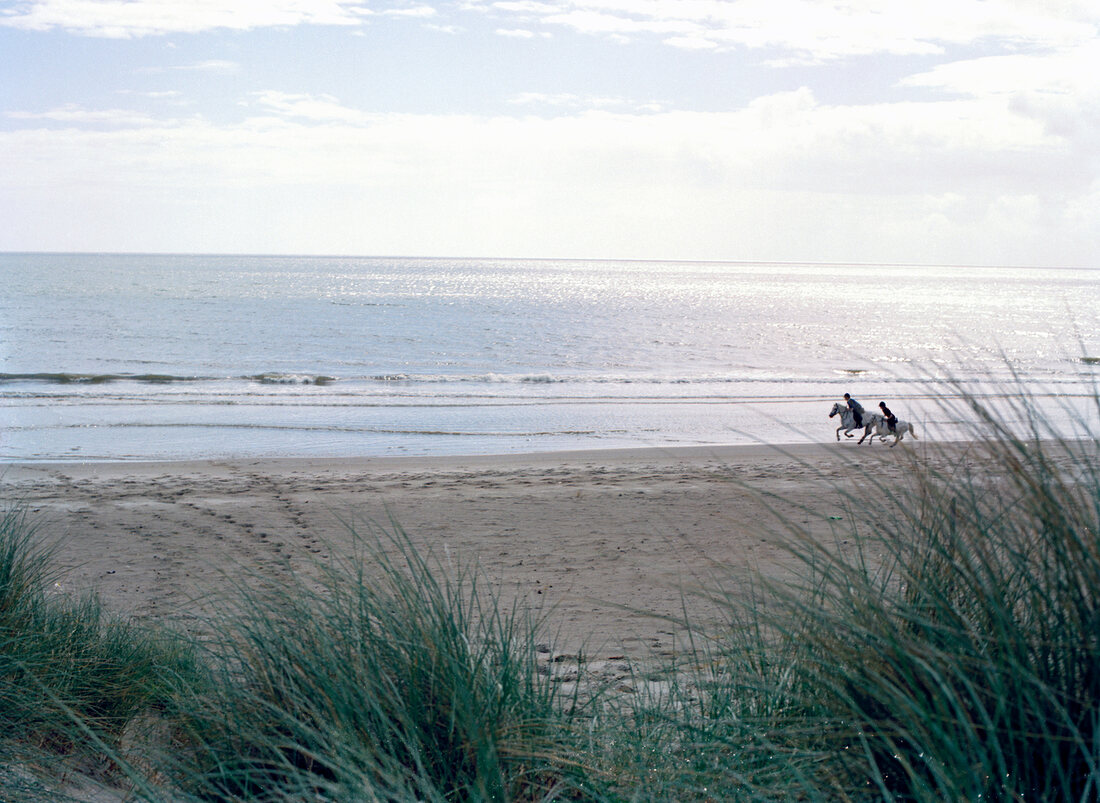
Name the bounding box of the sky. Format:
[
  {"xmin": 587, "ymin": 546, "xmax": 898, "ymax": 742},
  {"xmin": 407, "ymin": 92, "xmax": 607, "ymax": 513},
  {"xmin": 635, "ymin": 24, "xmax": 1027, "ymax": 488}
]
[{"xmin": 1, "ymin": 0, "xmax": 1098, "ymax": 265}]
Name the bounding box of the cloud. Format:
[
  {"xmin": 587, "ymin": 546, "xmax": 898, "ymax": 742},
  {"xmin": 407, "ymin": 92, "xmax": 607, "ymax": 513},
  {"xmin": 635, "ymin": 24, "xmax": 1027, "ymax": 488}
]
[
  {"xmin": 117, "ymin": 89, "xmax": 184, "ymax": 99},
  {"xmin": 900, "ymin": 41, "xmax": 1100, "ymax": 166},
  {"xmin": 2, "ymin": 86, "xmax": 1096, "ymax": 263},
  {"xmin": 663, "ymin": 34, "xmax": 717, "ymax": 51},
  {"xmin": 465, "ymin": 0, "xmax": 1099, "ymax": 61},
  {"xmin": 425, "ymin": 22, "xmax": 462, "ymax": 34},
  {"xmin": 0, "ymin": 0, "xmax": 375, "ymax": 37},
  {"xmin": 5, "ymin": 103, "xmax": 162, "ymax": 126},
  {"xmin": 250, "ymin": 91, "xmax": 374, "ymax": 123},
  {"xmin": 135, "ymin": 59, "xmax": 240, "ymax": 76},
  {"xmin": 491, "ymin": 1, "xmax": 557, "ymax": 12},
  {"xmin": 381, "ymin": 4, "xmax": 436, "ymax": 17},
  {"xmin": 9, "ymin": 0, "xmax": 1096, "ymax": 67},
  {"xmin": 901, "ymin": 41, "xmax": 1100, "ymax": 98},
  {"xmin": 509, "ymin": 92, "xmax": 663, "ymax": 112},
  {"xmin": 175, "ymin": 59, "xmax": 240, "ymax": 72}
]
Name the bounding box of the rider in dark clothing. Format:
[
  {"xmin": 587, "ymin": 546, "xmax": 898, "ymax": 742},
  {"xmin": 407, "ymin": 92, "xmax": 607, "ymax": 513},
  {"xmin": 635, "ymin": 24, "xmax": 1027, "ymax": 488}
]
[
  {"xmin": 844, "ymin": 393, "xmax": 864, "ymax": 427},
  {"xmin": 879, "ymin": 401, "xmax": 897, "ymax": 433}
]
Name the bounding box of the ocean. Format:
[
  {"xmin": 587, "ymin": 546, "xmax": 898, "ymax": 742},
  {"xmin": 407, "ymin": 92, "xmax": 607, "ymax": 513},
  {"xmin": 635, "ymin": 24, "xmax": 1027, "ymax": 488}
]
[{"xmin": 1, "ymin": 254, "xmax": 1097, "ymax": 462}]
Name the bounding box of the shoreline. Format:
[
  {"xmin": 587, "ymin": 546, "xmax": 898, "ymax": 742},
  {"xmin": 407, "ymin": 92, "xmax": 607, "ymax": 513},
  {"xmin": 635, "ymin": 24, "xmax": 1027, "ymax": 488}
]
[
  {"xmin": 2, "ymin": 441, "xmax": 948, "ymax": 656},
  {"xmin": 3, "ymin": 440, "xmax": 858, "ymax": 473},
  {"xmin": 2, "ymin": 437, "xmax": 959, "ymax": 477}
]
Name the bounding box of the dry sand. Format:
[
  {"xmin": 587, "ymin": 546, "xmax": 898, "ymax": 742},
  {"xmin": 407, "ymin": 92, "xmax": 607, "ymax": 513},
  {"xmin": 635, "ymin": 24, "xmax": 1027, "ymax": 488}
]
[{"xmin": 2, "ymin": 442, "xmax": 939, "ymax": 658}]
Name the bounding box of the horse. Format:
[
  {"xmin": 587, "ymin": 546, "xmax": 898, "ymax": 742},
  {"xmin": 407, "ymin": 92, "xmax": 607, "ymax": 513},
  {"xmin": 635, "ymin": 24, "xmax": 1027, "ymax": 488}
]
[
  {"xmin": 863, "ymin": 412, "xmax": 918, "ymax": 447},
  {"xmin": 828, "ymin": 402, "xmax": 872, "ymax": 442}
]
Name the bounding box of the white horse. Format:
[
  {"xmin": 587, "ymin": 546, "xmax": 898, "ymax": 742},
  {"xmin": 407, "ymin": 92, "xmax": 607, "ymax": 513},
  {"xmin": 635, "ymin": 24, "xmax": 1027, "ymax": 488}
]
[
  {"xmin": 828, "ymin": 402, "xmax": 872, "ymax": 442},
  {"xmin": 863, "ymin": 412, "xmax": 918, "ymax": 447}
]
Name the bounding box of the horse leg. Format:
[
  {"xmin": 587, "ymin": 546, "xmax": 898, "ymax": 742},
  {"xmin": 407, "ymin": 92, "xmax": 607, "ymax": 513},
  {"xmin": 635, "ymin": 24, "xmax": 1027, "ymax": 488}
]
[{"xmin": 836, "ymin": 425, "xmax": 842, "ymax": 441}]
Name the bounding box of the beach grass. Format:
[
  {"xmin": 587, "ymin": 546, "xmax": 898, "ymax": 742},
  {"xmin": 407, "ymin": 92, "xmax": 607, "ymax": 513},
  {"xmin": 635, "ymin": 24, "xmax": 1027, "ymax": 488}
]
[
  {"xmin": 676, "ymin": 382, "xmax": 1100, "ymax": 799},
  {"xmin": 0, "ymin": 505, "xmax": 201, "ymax": 797},
  {"xmin": 170, "ymin": 524, "xmax": 596, "ymax": 802},
  {"xmin": 1, "ymin": 379, "xmax": 1098, "ymax": 801}
]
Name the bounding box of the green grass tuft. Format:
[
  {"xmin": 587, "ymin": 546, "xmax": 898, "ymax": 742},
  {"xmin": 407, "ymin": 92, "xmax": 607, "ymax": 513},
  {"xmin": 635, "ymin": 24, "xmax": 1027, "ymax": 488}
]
[
  {"xmin": 172, "ymin": 524, "xmax": 596, "ymax": 801},
  {"xmin": 691, "ymin": 382, "xmax": 1100, "ymax": 800},
  {"xmin": 0, "ymin": 505, "xmax": 201, "ymax": 796}
]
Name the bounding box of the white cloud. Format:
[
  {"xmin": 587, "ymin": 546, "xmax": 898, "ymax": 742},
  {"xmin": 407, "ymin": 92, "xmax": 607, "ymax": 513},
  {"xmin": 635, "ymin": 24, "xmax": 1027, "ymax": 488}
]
[
  {"xmin": 117, "ymin": 89, "xmax": 184, "ymax": 99},
  {"xmin": 540, "ymin": 8, "xmax": 697, "ymax": 38},
  {"xmin": 381, "ymin": 4, "xmax": 436, "ymax": 17},
  {"xmin": 2, "ymin": 87, "xmax": 1096, "ymax": 263},
  {"xmin": 902, "ymin": 41, "xmax": 1100, "ymax": 98},
  {"xmin": 135, "ymin": 59, "xmax": 239, "ymax": 76},
  {"xmin": 5, "ymin": 103, "xmax": 163, "ymax": 126},
  {"xmin": 663, "ymin": 34, "xmax": 717, "ymax": 51},
  {"xmin": 250, "ymin": 91, "xmax": 374, "ymax": 123},
  {"xmin": 175, "ymin": 59, "xmax": 240, "ymax": 72},
  {"xmin": 509, "ymin": 92, "xmax": 663, "ymax": 111},
  {"xmin": 0, "ymin": 0, "xmax": 375, "ymax": 37},
  {"xmin": 425, "ymin": 22, "xmax": 462, "ymax": 34},
  {"xmin": 466, "ymin": 0, "xmax": 1099, "ymax": 61},
  {"xmin": 900, "ymin": 41, "xmax": 1100, "ymax": 175},
  {"xmin": 491, "ymin": 1, "xmax": 558, "ymax": 12},
  {"xmin": 8, "ymin": 0, "xmax": 1096, "ymax": 64}
]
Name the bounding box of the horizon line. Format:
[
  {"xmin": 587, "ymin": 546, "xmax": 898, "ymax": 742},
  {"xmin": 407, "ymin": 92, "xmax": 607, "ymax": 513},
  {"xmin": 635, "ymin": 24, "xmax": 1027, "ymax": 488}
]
[{"xmin": 0, "ymin": 250, "xmax": 1093, "ymax": 272}]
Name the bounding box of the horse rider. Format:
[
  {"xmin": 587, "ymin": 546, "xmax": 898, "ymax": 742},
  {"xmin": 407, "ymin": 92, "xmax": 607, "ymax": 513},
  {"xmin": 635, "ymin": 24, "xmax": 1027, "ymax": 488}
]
[
  {"xmin": 844, "ymin": 393, "xmax": 864, "ymax": 427},
  {"xmin": 878, "ymin": 401, "xmax": 898, "ymax": 433}
]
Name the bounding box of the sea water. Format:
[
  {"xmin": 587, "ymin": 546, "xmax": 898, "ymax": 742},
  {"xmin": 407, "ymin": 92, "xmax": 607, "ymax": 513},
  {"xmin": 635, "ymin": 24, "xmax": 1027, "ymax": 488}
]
[{"xmin": 1, "ymin": 254, "xmax": 1097, "ymax": 461}]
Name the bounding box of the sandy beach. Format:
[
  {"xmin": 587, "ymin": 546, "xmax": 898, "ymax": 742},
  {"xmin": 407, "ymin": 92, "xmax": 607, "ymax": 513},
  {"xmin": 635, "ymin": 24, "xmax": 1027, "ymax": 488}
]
[{"xmin": 3, "ymin": 442, "xmax": 933, "ymax": 657}]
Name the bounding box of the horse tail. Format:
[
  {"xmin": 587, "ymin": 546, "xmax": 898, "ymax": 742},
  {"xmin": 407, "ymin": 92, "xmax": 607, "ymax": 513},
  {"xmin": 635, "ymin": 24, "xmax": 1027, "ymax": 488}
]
[{"xmin": 909, "ymin": 423, "xmax": 918, "ymax": 440}]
